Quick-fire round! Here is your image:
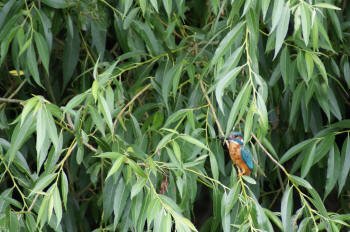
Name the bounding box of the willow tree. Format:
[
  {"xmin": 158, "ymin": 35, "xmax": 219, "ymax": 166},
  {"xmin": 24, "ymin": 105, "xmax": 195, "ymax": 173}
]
[{"xmin": 0, "ymin": 0, "xmax": 349, "ymax": 231}]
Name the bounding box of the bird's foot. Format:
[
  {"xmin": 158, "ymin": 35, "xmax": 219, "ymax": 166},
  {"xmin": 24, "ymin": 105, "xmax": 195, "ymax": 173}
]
[{"xmin": 237, "ymin": 168, "xmax": 243, "ymax": 176}]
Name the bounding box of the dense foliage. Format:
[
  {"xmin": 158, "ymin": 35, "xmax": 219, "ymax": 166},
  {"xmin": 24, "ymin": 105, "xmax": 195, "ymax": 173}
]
[{"xmin": 0, "ymin": 0, "xmax": 350, "ymax": 231}]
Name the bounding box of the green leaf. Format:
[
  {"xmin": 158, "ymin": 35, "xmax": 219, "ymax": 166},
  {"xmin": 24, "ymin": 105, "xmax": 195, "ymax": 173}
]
[
  {"xmin": 314, "ymin": 3, "xmax": 341, "ymax": 10},
  {"xmin": 26, "ymin": 44, "xmax": 43, "ymax": 87},
  {"xmin": 156, "ymin": 133, "xmax": 174, "ymax": 152},
  {"xmin": 106, "ymin": 155, "xmax": 125, "ymax": 179},
  {"xmin": 338, "ymin": 135, "xmax": 350, "ymax": 193},
  {"xmin": 88, "ymin": 105, "xmax": 105, "ymax": 136},
  {"xmin": 223, "ymin": 182, "xmax": 239, "ymax": 214},
  {"xmin": 242, "ymin": 175, "xmax": 256, "ymax": 185},
  {"xmin": 37, "ymin": 195, "xmax": 49, "ymax": 227},
  {"xmin": 279, "ymin": 47, "xmax": 290, "ymax": 86},
  {"xmin": 61, "ymin": 171, "xmax": 68, "ymax": 208},
  {"xmin": 53, "ymin": 187, "xmax": 62, "ymax": 226},
  {"xmin": 91, "ymin": 80, "xmax": 99, "ymax": 103},
  {"xmin": 0, "ymin": 0, "xmax": 16, "ymax": 29},
  {"xmin": 300, "ymin": 4, "xmax": 310, "ymax": 45},
  {"xmin": 325, "ymin": 145, "xmax": 340, "ymax": 198},
  {"xmin": 95, "ymin": 151, "xmax": 123, "ymax": 159},
  {"xmin": 289, "ymin": 83, "xmax": 303, "ymax": 125},
  {"xmin": 163, "ymin": 0, "xmax": 172, "ymax": 17},
  {"xmin": 215, "ymin": 66, "xmax": 243, "ymax": 113},
  {"xmin": 44, "ymin": 107, "xmax": 59, "ymax": 149},
  {"xmin": 297, "ymin": 52, "xmax": 308, "ymax": 83},
  {"xmin": 65, "ymin": 93, "xmax": 87, "ymax": 110},
  {"xmin": 281, "ymin": 186, "xmax": 293, "ymax": 232},
  {"xmin": 343, "ymin": 60, "xmax": 350, "ymax": 88},
  {"xmin": 225, "ymin": 82, "xmax": 252, "ymax": 136},
  {"xmin": 209, "ymin": 152, "xmax": 219, "ymax": 180},
  {"xmin": 242, "ymin": 0, "xmax": 253, "ymax": 16},
  {"xmin": 312, "ymin": 17, "xmax": 319, "ymax": 50},
  {"xmin": 41, "ymin": 0, "xmax": 69, "ymax": 8},
  {"xmin": 271, "ymin": 0, "xmax": 284, "ymax": 31},
  {"xmin": 133, "ymin": 21, "xmax": 161, "ymax": 55},
  {"xmin": 34, "ymin": 32, "xmax": 50, "ymax": 74},
  {"xmin": 314, "ymin": 135, "xmax": 335, "ymax": 164},
  {"xmin": 265, "ymin": 209, "xmax": 283, "ymax": 231},
  {"xmin": 328, "ymin": 10, "xmax": 343, "ymax": 41},
  {"xmin": 36, "ymin": 107, "xmax": 47, "ymax": 156},
  {"xmin": 178, "ymin": 135, "xmax": 209, "ymax": 151},
  {"xmin": 243, "ymin": 104, "xmax": 254, "ymax": 144},
  {"xmin": 256, "ymin": 93, "xmax": 269, "ymax": 135},
  {"xmin": 29, "ymin": 173, "xmax": 57, "ymax": 197},
  {"xmin": 261, "ymin": 0, "xmax": 271, "ymax": 20},
  {"xmin": 21, "ymin": 97, "xmax": 38, "ymax": 126},
  {"xmin": 123, "ymin": 0, "xmax": 133, "ymax": 15},
  {"xmin": 301, "ymin": 142, "xmax": 317, "ymax": 177},
  {"xmin": 7, "ymin": 114, "xmax": 35, "ymax": 163},
  {"xmin": 307, "ymin": 188, "xmax": 328, "ymax": 217},
  {"xmin": 98, "ymin": 95, "xmax": 114, "ymax": 134},
  {"xmin": 218, "ymin": 45, "xmax": 244, "ymax": 77},
  {"xmin": 328, "ymin": 88, "xmax": 342, "ymax": 120},
  {"xmin": 91, "ymin": 20, "xmax": 107, "ymax": 58},
  {"xmin": 289, "ymin": 174, "xmax": 312, "ymax": 189},
  {"xmin": 164, "ymin": 109, "xmax": 191, "ymax": 128},
  {"xmin": 76, "ymin": 145, "xmax": 84, "ymax": 164},
  {"xmin": 162, "ymin": 64, "xmax": 180, "ymax": 109},
  {"xmin": 274, "ymin": 2, "xmax": 290, "ymax": 58},
  {"xmin": 280, "ymin": 139, "xmax": 315, "ymax": 164},
  {"xmin": 312, "ymin": 54, "xmax": 328, "ymax": 84},
  {"xmin": 126, "ymin": 158, "xmax": 147, "ymax": 178},
  {"xmin": 173, "ymin": 212, "xmax": 198, "ymax": 232},
  {"xmin": 150, "ymin": 0, "xmax": 159, "ymax": 12},
  {"xmin": 254, "ymin": 201, "xmax": 274, "ymax": 231},
  {"xmin": 130, "ymin": 178, "xmax": 147, "ymax": 199},
  {"xmin": 172, "ymin": 62, "xmax": 184, "ymax": 96},
  {"xmin": 172, "ymin": 141, "xmax": 182, "ymax": 163},
  {"xmin": 315, "ymin": 83, "xmax": 330, "ymax": 121},
  {"xmin": 0, "ymin": 25, "xmax": 18, "ymax": 65},
  {"xmin": 317, "ymin": 19, "xmax": 333, "ymax": 50},
  {"xmin": 304, "ymin": 52, "xmax": 314, "ymax": 80},
  {"xmin": 123, "ymin": 8, "xmax": 139, "ymax": 29},
  {"xmin": 63, "ymin": 18, "xmax": 80, "ymax": 90},
  {"xmin": 210, "ymin": 22, "xmax": 244, "ymax": 67}
]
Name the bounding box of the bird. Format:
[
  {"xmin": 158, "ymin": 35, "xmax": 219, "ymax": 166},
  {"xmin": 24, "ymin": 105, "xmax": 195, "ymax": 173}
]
[{"xmin": 226, "ymin": 132, "xmax": 254, "ymax": 176}]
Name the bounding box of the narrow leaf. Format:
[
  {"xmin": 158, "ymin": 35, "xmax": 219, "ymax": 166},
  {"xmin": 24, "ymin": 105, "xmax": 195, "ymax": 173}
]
[
  {"xmin": 215, "ymin": 66, "xmax": 243, "ymax": 113},
  {"xmin": 274, "ymin": 3, "xmax": 290, "ymax": 58},
  {"xmin": 338, "ymin": 135, "xmax": 350, "ymax": 193},
  {"xmin": 301, "ymin": 142, "xmax": 317, "ymax": 177},
  {"xmin": 61, "ymin": 171, "xmax": 68, "ymax": 208},
  {"xmin": 106, "ymin": 155, "xmax": 125, "ymax": 179},
  {"xmin": 34, "ymin": 32, "xmax": 50, "ymax": 74},
  {"xmin": 210, "ymin": 22, "xmax": 244, "ymax": 67},
  {"xmin": 281, "ymin": 186, "xmax": 293, "ymax": 232},
  {"xmin": 30, "ymin": 173, "xmax": 57, "ymax": 197}
]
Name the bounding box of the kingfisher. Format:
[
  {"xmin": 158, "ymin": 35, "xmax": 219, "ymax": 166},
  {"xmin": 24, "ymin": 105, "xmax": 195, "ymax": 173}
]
[{"xmin": 226, "ymin": 132, "xmax": 254, "ymax": 176}]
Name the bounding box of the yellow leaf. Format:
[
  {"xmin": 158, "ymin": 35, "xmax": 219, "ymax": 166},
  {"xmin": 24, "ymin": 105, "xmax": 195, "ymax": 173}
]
[{"xmin": 9, "ymin": 70, "xmax": 24, "ymax": 77}]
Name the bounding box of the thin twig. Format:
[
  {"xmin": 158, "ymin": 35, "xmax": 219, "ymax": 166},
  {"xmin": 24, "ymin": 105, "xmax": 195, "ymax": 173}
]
[
  {"xmin": 83, "ymin": 142, "xmax": 97, "ymax": 152},
  {"xmin": 66, "ymin": 113, "xmax": 97, "ymax": 152},
  {"xmin": 7, "ymin": 79, "xmax": 26, "ymax": 99},
  {"xmin": 199, "ymin": 79, "xmax": 227, "ymax": 147},
  {"xmin": 0, "ymin": 80, "xmax": 26, "ymax": 107},
  {"xmin": 0, "ymin": 97, "xmax": 22, "ymax": 104},
  {"xmin": 112, "ymin": 83, "xmax": 152, "ymax": 128},
  {"xmin": 251, "ymin": 133, "xmax": 289, "ymax": 176}
]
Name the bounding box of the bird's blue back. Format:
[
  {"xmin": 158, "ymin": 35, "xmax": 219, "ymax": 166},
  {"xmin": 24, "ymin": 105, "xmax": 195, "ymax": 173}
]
[{"xmin": 241, "ymin": 146, "xmax": 254, "ymax": 170}]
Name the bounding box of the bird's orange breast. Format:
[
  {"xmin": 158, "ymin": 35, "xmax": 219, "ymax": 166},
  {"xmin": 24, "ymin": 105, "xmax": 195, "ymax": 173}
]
[{"xmin": 227, "ymin": 142, "xmax": 251, "ymax": 176}]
